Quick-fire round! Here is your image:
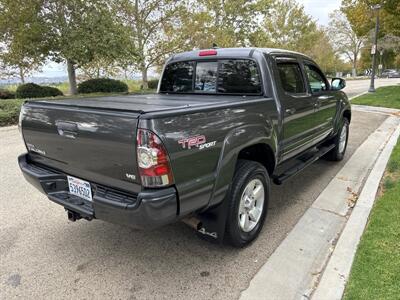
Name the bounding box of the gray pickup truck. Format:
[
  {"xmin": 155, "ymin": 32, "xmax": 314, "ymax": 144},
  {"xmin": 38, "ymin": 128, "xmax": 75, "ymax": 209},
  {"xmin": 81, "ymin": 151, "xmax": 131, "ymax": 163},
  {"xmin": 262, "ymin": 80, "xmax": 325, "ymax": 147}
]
[{"xmin": 19, "ymin": 48, "xmax": 351, "ymax": 247}]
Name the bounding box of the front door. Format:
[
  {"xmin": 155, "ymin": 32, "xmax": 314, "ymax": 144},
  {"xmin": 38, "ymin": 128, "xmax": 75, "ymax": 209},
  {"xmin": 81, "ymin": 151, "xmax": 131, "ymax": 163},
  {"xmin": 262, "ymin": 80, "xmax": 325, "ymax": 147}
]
[{"xmin": 303, "ymin": 61, "xmax": 338, "ymax": 140}]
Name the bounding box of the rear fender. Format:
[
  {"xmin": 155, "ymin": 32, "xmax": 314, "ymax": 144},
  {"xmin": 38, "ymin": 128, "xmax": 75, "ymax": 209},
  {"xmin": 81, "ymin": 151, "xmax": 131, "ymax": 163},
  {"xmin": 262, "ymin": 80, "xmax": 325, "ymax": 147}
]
[
  {"xmin": 210, "ymin": 124, "xmax": 277, "ymax": 207},
  {"xmin": 194, "ymin": 123, "xmax": 277, "ymax": 243}
]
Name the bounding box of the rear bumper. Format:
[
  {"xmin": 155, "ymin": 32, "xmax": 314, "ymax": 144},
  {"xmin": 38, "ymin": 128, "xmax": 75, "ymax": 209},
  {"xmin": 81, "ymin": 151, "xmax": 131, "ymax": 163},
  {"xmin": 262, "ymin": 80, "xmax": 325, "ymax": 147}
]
[{"xmin": 18, "ymin": 154, "xmax": 178, "ymax": 229}]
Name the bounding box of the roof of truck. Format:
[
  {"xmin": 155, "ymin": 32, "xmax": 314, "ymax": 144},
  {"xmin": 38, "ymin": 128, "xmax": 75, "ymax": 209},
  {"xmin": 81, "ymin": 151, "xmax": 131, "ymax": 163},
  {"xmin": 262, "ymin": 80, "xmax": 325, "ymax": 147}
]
[{"xmin": 168, "ymin": 47, "xmax": 312, "ymax": 62}]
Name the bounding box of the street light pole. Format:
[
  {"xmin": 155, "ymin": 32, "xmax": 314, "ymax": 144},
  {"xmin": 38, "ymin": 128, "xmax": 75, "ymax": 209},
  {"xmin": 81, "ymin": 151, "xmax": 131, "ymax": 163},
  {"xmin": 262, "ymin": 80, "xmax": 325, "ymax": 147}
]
[{"xmin": 368, "ymin": 4, "xmax": 381, "ymax": 93}]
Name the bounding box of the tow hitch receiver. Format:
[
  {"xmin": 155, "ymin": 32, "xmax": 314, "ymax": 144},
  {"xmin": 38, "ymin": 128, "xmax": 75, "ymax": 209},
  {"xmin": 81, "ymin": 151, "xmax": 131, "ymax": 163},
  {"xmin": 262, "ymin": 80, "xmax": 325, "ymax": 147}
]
[{"xmin": 67, "ymin": 210, "xmax": 82, "ymax": 222}]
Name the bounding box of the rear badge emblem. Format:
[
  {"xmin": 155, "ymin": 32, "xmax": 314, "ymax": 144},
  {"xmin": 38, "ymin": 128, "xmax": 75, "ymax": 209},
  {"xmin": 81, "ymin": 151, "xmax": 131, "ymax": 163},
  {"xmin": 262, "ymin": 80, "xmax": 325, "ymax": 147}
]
[
  {"xmin": 27, "ymin": 143, "xmax": 46, "ymax": 155},
  {"xmin": 126, "ymin": 173, "xmax": 136, "ymax": 180}
]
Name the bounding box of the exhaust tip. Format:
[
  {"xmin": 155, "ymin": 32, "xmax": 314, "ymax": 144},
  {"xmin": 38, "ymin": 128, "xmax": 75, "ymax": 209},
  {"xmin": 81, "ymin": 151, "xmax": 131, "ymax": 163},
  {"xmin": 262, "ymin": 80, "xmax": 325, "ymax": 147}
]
[{"xmin": 182, "ymin": 217, "xmax": 202, "ymax": 231}]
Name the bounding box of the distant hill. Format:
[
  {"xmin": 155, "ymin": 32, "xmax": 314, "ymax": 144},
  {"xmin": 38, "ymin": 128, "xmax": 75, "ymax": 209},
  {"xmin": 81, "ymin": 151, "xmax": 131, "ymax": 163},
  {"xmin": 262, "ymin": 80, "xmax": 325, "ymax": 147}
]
[{"xmin": 0, "ymin": 76, "xmax": 69, "ymax": 86}]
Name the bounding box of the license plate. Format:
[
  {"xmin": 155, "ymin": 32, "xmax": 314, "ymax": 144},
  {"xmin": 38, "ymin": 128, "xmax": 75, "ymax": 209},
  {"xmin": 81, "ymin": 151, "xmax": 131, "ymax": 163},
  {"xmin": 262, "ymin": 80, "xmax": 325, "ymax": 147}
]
[{"xmin": 67, "ymin": 176, "xmax": 93, "ymax": 202}]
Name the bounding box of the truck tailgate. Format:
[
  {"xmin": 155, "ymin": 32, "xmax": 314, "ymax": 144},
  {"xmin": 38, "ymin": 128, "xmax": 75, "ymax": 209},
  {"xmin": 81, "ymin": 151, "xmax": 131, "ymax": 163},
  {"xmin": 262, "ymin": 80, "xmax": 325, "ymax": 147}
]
[{"xmin": 21, "ymin": 102, "xmax": 142, "ymax": 194}]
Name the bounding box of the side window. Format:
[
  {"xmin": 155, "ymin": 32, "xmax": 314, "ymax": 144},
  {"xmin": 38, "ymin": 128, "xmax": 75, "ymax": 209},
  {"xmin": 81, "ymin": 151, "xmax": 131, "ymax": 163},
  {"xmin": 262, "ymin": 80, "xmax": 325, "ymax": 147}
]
[
  {"xmin": 304, "ymin": 64, "xmax": 328, "ymax": 93},
  {"xmin": 218, "ymin": 59, "xmax": 261, "ymax": 94},
  {"xmin": 276, "ymin": 62, "xmax": 306, "ymax": 94}
]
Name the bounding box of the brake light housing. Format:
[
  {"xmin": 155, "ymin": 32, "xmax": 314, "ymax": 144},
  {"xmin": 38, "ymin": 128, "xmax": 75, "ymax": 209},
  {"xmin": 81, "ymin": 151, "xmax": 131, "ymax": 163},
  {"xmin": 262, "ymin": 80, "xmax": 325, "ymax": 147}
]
[
  {"xmin": 199, "ymin": 49, "xmax": 217, "ymax": 56},
  {"xmin": 136, "ymin": 129, "xmax": 174, "ymax": 187}
]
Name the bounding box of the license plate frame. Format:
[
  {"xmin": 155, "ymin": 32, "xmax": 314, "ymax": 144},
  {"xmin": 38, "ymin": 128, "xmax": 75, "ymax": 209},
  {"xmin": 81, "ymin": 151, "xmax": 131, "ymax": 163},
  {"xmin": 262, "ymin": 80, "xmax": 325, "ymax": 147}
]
[{"xmin": 67, "ymin": 176, "xmax": 93, "ymax": 202}]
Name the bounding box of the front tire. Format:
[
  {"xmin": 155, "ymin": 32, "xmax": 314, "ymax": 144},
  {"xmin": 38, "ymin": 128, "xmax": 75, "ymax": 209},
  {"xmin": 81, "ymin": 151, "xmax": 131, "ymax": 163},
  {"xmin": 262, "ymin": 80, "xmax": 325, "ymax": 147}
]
[
  {"xmin": 225, "ymin": 160, "xmax": 270, "ymax": 247},
  {"xmin": 325, "ymin": 117, "xmax": 349, "ymax": 161}
]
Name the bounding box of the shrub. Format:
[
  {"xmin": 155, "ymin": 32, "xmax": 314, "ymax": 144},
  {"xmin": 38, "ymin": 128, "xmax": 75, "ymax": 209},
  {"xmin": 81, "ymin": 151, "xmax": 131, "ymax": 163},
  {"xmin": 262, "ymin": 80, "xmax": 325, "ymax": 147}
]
[
  {"xmin": 16, "ymin": 83, "xmax": 63, "ymax": 99},
  {"xmin": 42, "ymin": 86, "xmax": 63, "ymax": 97},
  {"xmin": 0, "ymin": 99, "xmax": 24, "ymax": 126},
  {"xmin": 77, "ymin": 78, "xmax": 128, "ymax": 94},
  {"xmin": 0, "ymin": 89, "xmax": 15, "ymax": 99},
  {"xmin": 147, "ymin": 79, "xmax": 159, "ymax": 89}
]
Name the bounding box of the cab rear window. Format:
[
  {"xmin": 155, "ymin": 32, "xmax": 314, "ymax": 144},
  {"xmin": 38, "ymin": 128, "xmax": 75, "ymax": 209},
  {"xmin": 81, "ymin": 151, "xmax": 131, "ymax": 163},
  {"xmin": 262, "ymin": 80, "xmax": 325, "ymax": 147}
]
[{"xmin": 160, "ymin": 59, "xmax": 262, "ymax": 95}]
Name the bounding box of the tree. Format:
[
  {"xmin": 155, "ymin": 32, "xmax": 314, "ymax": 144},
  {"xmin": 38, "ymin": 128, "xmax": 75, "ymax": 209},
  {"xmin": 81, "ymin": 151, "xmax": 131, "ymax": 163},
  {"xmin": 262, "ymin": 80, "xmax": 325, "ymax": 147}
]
[
  {"xmin": 179, "ymin": 0, "xmax": 271, "ymax": 49},
  {"xmin": 340, "ymin": 0, "xmax": 373, "ymax": 37},
  {"xmin": 0, "ymin": 0, "xmax": 48, "ymax": 83},
  {"xmin": 116, "ymin": 0, "xmax": 187, "ymax": 89},
  {"xmin": 42, "ymin": 0, "xmax": 130, "ymax": 94},
  {"xmin": 328, "ymin": 10, "xmax": 365, "ymax": 77},
  {"xmin": 79, "ymin": 56, "xmax": 123, "ymax": 80},
  {"xmin": 252, "ymin": 0, "xmax": 319, "ymax": 52},
  {"xmin": 382, "ymin": 0, "xmax": 400, "ymax": 36},
  {"xmin": 307, "ymin": 29, "xmax": 347, "ymax": 76},
  {"xmin": 341, "ymin": 0, "xmax": 400, "ymax": 37}
]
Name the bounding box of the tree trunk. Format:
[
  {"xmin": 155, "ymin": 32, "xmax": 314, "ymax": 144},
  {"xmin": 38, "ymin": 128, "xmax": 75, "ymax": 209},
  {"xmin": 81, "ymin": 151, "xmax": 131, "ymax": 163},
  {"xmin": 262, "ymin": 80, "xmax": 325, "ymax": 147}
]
[
  {"xmin": 67, "ymin": 59, "xmax": 78, "ymax": 95},
  {"xmin": 19, "ymin": 67, "xmax": 25, "ymax": 84},
  {"xmin": 352, "ymin": 54, "xmax": 357, "ymax": 77},
  {"xmin": 141, "ymin": 67, "xmax": 148, "ymax": 89}
]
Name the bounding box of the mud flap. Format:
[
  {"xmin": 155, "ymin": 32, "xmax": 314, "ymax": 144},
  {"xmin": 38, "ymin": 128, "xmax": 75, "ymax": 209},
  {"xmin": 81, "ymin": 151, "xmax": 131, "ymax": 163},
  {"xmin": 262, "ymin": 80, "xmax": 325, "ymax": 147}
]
[{"xmin": 195, "ymin": 197, "xmax": 230, "ymax": 244}]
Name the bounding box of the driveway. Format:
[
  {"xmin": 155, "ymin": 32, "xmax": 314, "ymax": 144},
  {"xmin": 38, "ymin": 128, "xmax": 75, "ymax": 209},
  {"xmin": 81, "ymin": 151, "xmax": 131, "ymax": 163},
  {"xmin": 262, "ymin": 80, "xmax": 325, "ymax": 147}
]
[
  {"xmin": 0, "ymin": 110, "xmax": 387, "ymax": 299},
  {"xmin": 344, "ymin": 78, "xmax": 400, "ymax": 98}
]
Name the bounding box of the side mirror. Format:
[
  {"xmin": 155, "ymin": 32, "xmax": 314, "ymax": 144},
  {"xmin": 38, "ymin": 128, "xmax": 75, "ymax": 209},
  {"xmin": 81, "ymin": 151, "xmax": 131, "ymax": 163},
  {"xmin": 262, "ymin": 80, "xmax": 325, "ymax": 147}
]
[{"xmin": 331, "ymin": 78, "xmax": 346, "ymax": 91}]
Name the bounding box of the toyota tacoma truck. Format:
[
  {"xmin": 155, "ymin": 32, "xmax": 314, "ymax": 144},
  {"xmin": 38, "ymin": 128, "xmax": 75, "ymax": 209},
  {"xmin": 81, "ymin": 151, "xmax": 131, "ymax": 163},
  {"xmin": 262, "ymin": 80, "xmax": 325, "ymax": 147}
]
[{"xmin": 19, "ymin": 48, "xmax": 351, "ymax": 247}]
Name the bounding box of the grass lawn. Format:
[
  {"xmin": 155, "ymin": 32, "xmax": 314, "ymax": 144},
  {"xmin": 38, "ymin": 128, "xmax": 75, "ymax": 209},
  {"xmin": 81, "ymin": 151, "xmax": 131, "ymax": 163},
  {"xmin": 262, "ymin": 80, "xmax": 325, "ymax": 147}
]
[
  {"xmin": 343, "ymin": 138, "xmax": 400, "ymax": 300},
  {"xmin": 351, "ymin": 85, "xmax": 400, "ymax": 109},
  {"xmin": 0, "ymin": 90, "xmax": 155, "ymax": 127}
]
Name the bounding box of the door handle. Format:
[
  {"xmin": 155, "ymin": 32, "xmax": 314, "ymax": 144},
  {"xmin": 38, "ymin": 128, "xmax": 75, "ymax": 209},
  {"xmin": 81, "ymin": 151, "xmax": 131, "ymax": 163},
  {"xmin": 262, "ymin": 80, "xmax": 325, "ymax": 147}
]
[
  {"xmin": 318, "ymin": 95, "xmax": 334, "ymax": 100},
  {"xmin": 285, "ymin": 108, "xmax": 296, "ymax": 115},
  {"xmin": 56, "ymin": 121, "xmax": 78, "ymax": 139}
]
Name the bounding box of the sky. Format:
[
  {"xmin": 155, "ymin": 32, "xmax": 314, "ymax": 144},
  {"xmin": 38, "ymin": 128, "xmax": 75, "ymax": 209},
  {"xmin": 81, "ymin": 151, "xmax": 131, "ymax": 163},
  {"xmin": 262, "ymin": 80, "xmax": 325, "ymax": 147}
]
[
  {"xmin": 35, "ymin": 0, "xmax": 342, "ymax": 78},
  {"xmin": 299, "ymin": 0, "xmax": 341, "ymax": 26}
]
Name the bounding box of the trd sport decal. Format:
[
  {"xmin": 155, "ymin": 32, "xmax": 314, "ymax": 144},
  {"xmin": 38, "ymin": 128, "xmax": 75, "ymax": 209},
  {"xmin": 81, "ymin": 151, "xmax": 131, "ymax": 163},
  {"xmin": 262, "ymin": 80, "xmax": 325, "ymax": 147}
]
[{"xmin": 178, "ymin": 135, "xmax": 216, "ymax": 150}]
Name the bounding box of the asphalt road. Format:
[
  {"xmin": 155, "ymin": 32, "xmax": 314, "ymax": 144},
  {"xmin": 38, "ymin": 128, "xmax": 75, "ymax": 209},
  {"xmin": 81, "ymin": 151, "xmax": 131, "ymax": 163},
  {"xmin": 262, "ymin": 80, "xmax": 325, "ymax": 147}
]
[
  {"xmin": 344, "ymin": 77, "xmax": 400, "ymax": 98},
  {"xmin": 0, "ymin": 109, "xmax": 387, "ymax": 299}
]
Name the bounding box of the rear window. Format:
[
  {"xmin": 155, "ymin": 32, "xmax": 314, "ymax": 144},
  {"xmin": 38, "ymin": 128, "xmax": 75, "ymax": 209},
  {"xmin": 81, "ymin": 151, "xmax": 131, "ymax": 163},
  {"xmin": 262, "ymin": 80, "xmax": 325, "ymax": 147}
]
[
  {"xmin": 160, "ymin": 59, "xmax": 262, "ymax": 95},
  {"xmin": 195, "ymin": 62, "xmax": 218, "ymax": 92},
  {"xmin": 159, "ymin": 61, "xmax": 194, "ymax": 93}
]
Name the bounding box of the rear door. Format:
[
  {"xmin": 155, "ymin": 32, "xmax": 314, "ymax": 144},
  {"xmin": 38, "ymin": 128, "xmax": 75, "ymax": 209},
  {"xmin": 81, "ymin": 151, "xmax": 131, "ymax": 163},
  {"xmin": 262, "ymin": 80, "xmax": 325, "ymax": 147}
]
[
  {"xmin": 274, "ymin": 57, "xmax": 319, "ymax": 160},
  {"xmin": 303, "ymin": 61, "xmax": 337, "ymax": 139}
]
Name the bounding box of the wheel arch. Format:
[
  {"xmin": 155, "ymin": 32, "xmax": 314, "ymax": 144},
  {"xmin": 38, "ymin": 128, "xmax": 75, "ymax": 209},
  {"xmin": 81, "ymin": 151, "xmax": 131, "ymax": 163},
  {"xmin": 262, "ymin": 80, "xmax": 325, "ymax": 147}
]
[
  {"xmin": 343, "ymin": 109, "xmax": 351, "ymax": 123},
  {"xmin": 237, "ymin": 143, "xmax": 276, "ymax": 175},
  {"xmin": 207, "ymin": 122, "xmax": 277, "ymax": 210}
]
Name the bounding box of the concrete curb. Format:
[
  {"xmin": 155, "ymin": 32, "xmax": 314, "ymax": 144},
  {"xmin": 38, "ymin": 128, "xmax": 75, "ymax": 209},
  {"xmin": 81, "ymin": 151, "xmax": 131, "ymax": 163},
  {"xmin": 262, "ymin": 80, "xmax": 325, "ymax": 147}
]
[
  {"xmin": 0, "ymin": 125, "xmax": 18, "ymax": 132},
  {"xmin": 348, "ymin": 91, "xmax": 368, "ymax": 100},
  {"xmin": 240, "ymin": 115, "xmax": 400, "ymax": 300},
  {"xmin": 312, "ymin": 117, "xmax": 400, "ymax": 300},
  {"xmin": 352, "ymin": 104, "xmax": 400, "ymax": 115}
]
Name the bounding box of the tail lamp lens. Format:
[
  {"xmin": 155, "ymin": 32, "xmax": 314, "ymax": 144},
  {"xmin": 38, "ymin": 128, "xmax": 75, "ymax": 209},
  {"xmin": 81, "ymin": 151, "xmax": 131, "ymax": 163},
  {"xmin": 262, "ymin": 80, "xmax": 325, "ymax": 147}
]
[
  {"xmin": 199, "ymin": 50, "xmax": 217, "ymax": 56},
  {"xmin": 137, "ymin": 129, "xmax": 173, "ymax": 187}
]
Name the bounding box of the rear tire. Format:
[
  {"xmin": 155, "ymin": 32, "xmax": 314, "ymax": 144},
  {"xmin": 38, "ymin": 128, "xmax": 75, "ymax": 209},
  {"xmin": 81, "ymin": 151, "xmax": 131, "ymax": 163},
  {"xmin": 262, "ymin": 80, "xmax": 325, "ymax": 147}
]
[
  {"xmin": 225, "ymin": 160, "xmax": 270, "ymax": 247},
  {"xmin": 324, "ymin": 117, "xmax": 349, "ymax": 161}
]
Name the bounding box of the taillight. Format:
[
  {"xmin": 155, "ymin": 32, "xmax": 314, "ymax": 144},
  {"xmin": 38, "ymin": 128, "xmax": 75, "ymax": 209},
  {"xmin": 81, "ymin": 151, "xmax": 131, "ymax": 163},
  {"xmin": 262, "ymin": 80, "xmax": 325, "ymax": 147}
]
[
  {"xmin": 199, "ymin": 49, "xmax": 217, "ymax": 56},
  {"xmin": 136, "ymin": 129, "xmax": 174, "ymax": 187}
]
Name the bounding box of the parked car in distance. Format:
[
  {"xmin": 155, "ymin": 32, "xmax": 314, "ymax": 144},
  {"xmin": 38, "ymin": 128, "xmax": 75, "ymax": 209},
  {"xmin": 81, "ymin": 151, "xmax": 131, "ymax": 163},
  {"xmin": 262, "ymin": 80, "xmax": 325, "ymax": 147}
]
[
  {"xmin": 381, "ymin": 69, "xmax": 400, "ymax": 78},
  {"xmin": 19, "ymin": 48, "xmax": 351, "ymax": 247}
]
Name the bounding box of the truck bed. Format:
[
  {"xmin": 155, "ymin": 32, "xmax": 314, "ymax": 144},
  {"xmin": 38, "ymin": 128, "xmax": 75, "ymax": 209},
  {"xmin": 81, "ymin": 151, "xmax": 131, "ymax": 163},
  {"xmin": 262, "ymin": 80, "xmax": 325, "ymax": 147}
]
[
  {"xmin": 21, "ymin": 93, "xmax": 264, "ymax": 195},
  {"xmin": 32, "ymin": 93, "xmax": 252, "ymax": 113}
]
